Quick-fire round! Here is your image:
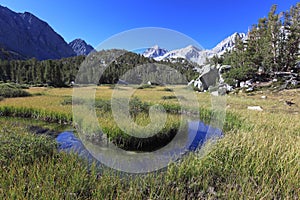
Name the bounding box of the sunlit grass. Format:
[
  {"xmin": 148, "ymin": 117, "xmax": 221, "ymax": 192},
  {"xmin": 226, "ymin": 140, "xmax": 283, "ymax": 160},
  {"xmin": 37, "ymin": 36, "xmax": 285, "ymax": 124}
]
[{"xmin": 0, "ymin": 86, "xmax": 299, "ymax": 198}]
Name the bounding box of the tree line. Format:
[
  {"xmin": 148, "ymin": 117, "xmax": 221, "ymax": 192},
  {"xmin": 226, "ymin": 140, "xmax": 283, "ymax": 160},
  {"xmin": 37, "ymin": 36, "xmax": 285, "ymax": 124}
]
[{"xmin": 0, "ymin": 50, "xmax": 198, "ymax": 87}]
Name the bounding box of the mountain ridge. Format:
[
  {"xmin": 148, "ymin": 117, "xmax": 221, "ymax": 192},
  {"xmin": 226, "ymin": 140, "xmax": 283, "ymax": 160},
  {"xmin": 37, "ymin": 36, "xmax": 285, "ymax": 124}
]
[
  {"xmin": 0, "ymin": 5, "xmax": 75, "ymax": 60},
  {"xmin": 142, "ymin": 32, "xmax": 247, "ymax": 65}
]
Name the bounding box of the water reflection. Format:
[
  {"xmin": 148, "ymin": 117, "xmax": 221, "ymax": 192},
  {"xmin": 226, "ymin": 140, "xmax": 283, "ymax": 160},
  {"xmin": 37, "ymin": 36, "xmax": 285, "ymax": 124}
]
[{"xmin": 56, "ymin": 121, "xmax": 223, "ymax": 164}]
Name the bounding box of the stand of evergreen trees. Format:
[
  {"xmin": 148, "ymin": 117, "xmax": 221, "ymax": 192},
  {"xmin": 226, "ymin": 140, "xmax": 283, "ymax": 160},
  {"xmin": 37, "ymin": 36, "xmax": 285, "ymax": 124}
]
[
  {"xmin": 0, "ymin": 56, "xmax": 85, "ymax": 87},
  {"xmin": 215, "ymin": 3, "xmax": 300, "ymax": 84},
  {"xmin": 0, "ymin": 51, "xmax": 198, "ymax": 87}
]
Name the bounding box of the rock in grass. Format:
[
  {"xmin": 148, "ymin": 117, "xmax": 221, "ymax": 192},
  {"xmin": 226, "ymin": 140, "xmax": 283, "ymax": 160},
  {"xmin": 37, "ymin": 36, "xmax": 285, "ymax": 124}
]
[{"xmin": 247, "ymin": 106, "xmax": 263, "ymax": 111}]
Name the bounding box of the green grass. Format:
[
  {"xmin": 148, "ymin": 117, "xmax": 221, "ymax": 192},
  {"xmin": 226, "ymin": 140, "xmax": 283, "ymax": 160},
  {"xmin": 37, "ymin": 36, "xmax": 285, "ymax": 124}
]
[
  {"xmin": 0, "ymin": 106, "xmax": 72, "ymax": 124},
  {"xmin": 0, "ymin": 113, "xmax": 298, "ymax": 199},
  {"xmin": 0, "ymin": 86, "xmax": 299, "ymax": 199}
]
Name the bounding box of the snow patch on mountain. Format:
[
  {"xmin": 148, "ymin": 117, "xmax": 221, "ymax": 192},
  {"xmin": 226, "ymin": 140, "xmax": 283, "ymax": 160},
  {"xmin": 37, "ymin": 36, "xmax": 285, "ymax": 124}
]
[
  {"xmin": 211, "ymin": 32, "xmax": 247, "ymax": 56},
  {"xmin": 142, "ymin": 45, "xmax": 168, "ymax": 58}
]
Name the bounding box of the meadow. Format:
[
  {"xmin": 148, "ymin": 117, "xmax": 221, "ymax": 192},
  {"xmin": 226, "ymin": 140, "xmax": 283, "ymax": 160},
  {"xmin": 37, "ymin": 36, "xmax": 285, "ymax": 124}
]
[{"xmin": 0, "ymin": 85, "xmax": 299, "ymax": 199}]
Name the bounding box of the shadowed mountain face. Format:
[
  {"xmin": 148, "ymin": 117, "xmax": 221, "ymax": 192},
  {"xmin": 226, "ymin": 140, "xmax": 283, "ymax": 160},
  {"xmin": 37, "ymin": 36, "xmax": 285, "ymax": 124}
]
[{"xmin": 0, "ymin": 5, "xmax": 75, "ymax": 60}]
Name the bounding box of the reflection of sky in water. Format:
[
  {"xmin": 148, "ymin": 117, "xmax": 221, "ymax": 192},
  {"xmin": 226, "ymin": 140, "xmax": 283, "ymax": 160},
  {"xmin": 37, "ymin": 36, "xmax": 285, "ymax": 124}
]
[
  {"xmin": 187, "ymin": 121, "xmax": 223, "ymax": 151},
  {"xmin": 56, "ymin": 121, "xmax": 223, "ymax": 168}
]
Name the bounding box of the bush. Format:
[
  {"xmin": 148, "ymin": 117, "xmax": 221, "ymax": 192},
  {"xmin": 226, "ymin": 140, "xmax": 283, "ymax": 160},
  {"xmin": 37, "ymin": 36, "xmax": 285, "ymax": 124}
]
[
  {"xmin": 223, "ymin": 66, "xmax": 256, "ymax": 86},
  {"xmin": 0, "ymin": 84, "xmax": 31, "ymax": 98}
]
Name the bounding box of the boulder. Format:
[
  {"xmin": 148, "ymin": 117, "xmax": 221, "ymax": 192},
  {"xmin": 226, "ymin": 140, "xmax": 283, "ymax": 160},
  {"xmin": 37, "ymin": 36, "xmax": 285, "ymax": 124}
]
[{"xmin": 193, "ymin": 65, "xmax": 220, "ymax": 91}]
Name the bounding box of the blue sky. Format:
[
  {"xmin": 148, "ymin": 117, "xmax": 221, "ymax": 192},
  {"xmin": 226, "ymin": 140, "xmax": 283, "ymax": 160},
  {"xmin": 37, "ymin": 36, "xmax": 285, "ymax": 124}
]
[{"xmin": 0, "ymin": 0, "xmax": 299, "ymax": 50}]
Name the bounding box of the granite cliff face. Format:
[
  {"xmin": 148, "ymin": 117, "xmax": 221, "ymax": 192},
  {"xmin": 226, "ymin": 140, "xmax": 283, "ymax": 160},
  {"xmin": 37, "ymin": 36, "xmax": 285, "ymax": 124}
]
[{"xmin": 0, "ymin": 5, "xmax": 75, "ymax": 60}]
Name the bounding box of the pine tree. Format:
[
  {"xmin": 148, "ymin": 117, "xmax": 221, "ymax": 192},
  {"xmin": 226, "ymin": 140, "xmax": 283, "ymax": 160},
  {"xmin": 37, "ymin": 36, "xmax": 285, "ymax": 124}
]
[
  {"xmin": 263, "ymin": 5, "xmax": 282, "ymax": 73},
  {"xmin": 284, "ymin": 3, "xmax": 300, "ymax": 71},
  {"xmin": 231, "ymin": 33, "xmax": 246, "ymax": 68}
]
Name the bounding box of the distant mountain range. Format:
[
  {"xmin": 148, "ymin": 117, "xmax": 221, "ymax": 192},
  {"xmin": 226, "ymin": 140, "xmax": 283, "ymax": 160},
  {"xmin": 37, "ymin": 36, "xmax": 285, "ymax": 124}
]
[
  {"xmin": 142, "ymin": 45, "xmax": 168, "ymax": 58},
  {"xmin": 142, "ymin": 32, "xmax": 247, "ymax": 65},
  {"xmin": 0, "ymin": 5, "xmax": 245, "ymax": 63}
]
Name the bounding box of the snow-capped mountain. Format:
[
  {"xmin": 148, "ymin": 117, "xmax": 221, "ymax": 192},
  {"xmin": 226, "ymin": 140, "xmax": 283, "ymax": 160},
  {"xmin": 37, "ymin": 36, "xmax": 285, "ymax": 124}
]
[
  {"xmin": 211, "ymin": 32, "xmax": 247, "ymax": 56},
  {"xmin": 156, "ymin": 45, "xmax": 208, "ymax": 65},
  {"xmin": 69, "ymin": 39, "xmax": 94, "ymax": 56},
  {"xmin": 142, "ymin": 32, "xmax": 247, "ymax": 65},
  {"xmin": 142, "ymin": 45, "xmax": 168, "ymax": 58}
]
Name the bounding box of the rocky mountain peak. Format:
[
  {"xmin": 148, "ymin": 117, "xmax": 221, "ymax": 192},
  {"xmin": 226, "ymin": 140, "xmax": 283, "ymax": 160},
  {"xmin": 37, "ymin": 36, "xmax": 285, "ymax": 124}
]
[{"xmin": 69, "ymin": 39, "xmax": 94, "ymax": 56}]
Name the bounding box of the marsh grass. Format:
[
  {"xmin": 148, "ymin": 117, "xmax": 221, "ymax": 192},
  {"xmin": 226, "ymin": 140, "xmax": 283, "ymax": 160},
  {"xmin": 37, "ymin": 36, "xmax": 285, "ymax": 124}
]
[
  {"xmin": 0, "ymin": 106, "xmax": 72, "ymax": 124},
  {"xmin": 0, "ymin": 86, "xmax": 299, "ymax": 199}
]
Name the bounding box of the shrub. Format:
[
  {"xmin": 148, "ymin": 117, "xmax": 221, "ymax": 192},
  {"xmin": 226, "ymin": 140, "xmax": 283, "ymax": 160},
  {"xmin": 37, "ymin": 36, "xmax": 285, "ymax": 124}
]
[
  {"xmin": 0, "ymin": 84, "xmax": 31, "ymax": 98},
  {"xmin": 223, "ymin": 66, "xmax": 256, "ymax": 86}
]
